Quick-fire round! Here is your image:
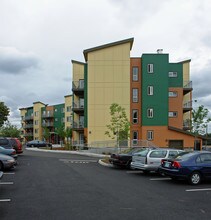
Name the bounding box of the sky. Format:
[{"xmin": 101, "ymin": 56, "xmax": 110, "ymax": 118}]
[{"xmin": 0, "ymin": 0, "xmax": 211, "ymax": 129}]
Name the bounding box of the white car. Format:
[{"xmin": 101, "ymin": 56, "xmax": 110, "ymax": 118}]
[{"xmin": 130, "ymin": 148, "xmax": 183, "ymax": 174}]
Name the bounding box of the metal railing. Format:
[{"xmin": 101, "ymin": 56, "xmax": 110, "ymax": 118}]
[
  {"xmin": 183, "ymin": 81, "xmax": 192, "ymax": 89},
  {"xmin": 72, "ymin": 80, "xmax": 84, "ymax": 90}
]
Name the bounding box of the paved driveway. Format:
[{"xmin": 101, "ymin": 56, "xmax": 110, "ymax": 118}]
[{"xmin": 1, "ymin": 149, "xmax": 211, "ymax": 220}]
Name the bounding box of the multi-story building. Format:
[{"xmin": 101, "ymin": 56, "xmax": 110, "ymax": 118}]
[
  {"xmin": 20, "ymin": 95, "xmax": 72, "ymax": 144},
  {"xmin": 71, "ymin": 38, "xmax": 201, "ymax": 149}
]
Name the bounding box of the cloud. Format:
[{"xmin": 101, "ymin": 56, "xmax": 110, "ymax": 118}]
[{"xmin": 0, "ymin": 47, "xmax": 39, "ymax": 74}]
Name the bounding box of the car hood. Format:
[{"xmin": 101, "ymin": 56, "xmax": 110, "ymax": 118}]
[{"xmin": 0, "ymin": 153, "xmax": 15, "ymax": 160}]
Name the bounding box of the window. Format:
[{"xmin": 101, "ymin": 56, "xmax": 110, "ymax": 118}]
[
  {"xmin": 34, "ymin": 111, "xmax": 39, "ymax": 117},
  {"xmin": 133, "ymin": 89, "xmax": 138, "ymax": 102},
  {"xmin": 132, "ymin": 110, "xmax": 138, "ymax": 124},
  {"xmin": 169, "ymin": 91, "xmax": 178, "ymax": 97},
  {"xmin": 147, "ymin": 86, "xmax": 153, "ymax": 95},
  {"xmin": 61, "ymin": 117, "xmax": 65, "ymax": 123},
  {"xmin": 55, "ymin": 118, "xmax": 58, "ymax": 122},
  {"xmin": 149, "ymin": 150, "xmax": 167, "ymax": 158},
  {"xmin": 169, "ymin": 72, "xmax": 177, "ymax": 77},
  {"xmin": 67, "ymin": 106, "xmax": 71, "ymax": 112},
  {"xmin": 132, "ymin": 67, "xmax": 139, "ymax": 81},
  {"xmin": 67, "ymin": 116, "xmax": 71, "ymax": 122},
  {"xmin": 61, "ymin": 108, "xmax": 65, "ymax": 113},
  {"xmin": 35, "ymin": 129, "xmax": 38, "ymax": 134},
  {"xmin": 34, "ymin": 120, "xmax": 38, "ymax": 125},
  {"xmin": 168, "ymin": 112, "xmax": 177, "ymax": 117},
  {"xmin": 147, "ymin": 108, "xmax": 153, "ymax": 118},
  {"xmin": 147, "ymin": 64, "xmax": 153, "ymax": 73},
  {"xmin": 133, "ymin": 131, "xmax": 138, "ymax": 145},
  {"xmin": 147, "ymin": 130, "xmax": 154, "ymax": 140},
  {"xmin": 55, "ymin": 108, "xmax": 57, "ymax": 112}
]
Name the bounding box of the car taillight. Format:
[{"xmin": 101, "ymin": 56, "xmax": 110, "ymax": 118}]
[
  {"xmin": 161, "ymin": 159, "xmax": 165, "ymax": 165},
  {"xmin": 12, "ymin": 151, "xmax": 16, "ymax": 155},
  {"xmin": 172, "ymin": 161, "xmax": 181, "ymax": 168}
]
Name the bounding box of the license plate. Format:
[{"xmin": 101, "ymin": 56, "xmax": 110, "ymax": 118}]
[{"xmin": 164, "ymin": 162, "xmax": 171, "ymax": 168}]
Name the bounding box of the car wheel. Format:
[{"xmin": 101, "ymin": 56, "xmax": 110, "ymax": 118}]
[
  {"xmin": 189, "ymin": 171, "xmax": 201, "ymax": 185},
  {"xmin": 0, "ymin": 161, "xmax": 4, "ymax": 171}
]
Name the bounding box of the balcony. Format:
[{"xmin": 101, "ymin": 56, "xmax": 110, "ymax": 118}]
[
  {"xmin": 42, "ymin": 112, "xmax": 54, "ymax": 118},
  {"xmin": 183, "ymin": 101, "xmax": 193, "ymax": 113},
  {"xmin": 24, "ymin": 115, "xmax": 33, "ymax": 121},
  {"xmin": 24, "ymin": 132, "xmax": 33, "ymax": 137},
  {"xmin": 23, "ymin": 124, "xmax": 34, "ymax": 129},
  {"xmin": 72, "ymin": 121, "xmax": 84, "ymax": 131},
  {"xmin": 183, "ymin": 81, "xmax": 193, "ymax": 95},
  {"xmin": 72, "ymin": 102, "xmax": 84, "ymax": 114},
  {"xmin": 42, "ymin": 122, "xmax": 54, "ymax": 127},
  {"xmin": 183, "ymin": 119, "xmax": 192, "ymax": 131},
  {"xmin": 72, "ymin": 80, "xmax": 84, "ymax": 96}
]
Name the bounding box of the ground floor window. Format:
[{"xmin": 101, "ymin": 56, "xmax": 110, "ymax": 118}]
[{"xmin": 147, "ymin": 130, "xmax": 154, "ymax": 140}]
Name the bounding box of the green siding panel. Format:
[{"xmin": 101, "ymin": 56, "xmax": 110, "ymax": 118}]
[
  {"xmin": 141, "ymin": 54, "xmax": 169, "ymax": 126},
  {"xmin": 84, "ymin": 64, "xmax": 88, "ymax": 128},
  {"xmin": 53, "ymin": 104, "xmax": 65, "ymax": 129},
  {"xmin": 168, "ymin": 63, "xmax": 183, "ymax": 87}
]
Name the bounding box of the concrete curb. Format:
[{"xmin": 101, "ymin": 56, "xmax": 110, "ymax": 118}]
[
  {"xmin": 98, "ymin": 159, "xmax": 113, "ymax": 167},
  {"xmin": 25, "ymin": 147, "xmax": 109, "ymax": 158}
]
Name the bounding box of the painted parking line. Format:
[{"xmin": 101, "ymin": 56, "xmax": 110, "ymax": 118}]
[
  {"xmin": 150, "ymin": 178, "xmax": 171, "ymax": 181},
  {"xmin": 3, "ymin": 172, "xmax": 15, "ymax": 175},
  {"xmin": 59, "ymin": 159, "xmax": 97, "ymax": 163},
  {"xmin": 0, "ymin": 199, "xmax": 11, "ymax": 202},
  {"xmin": 186, "ymin": 188, "xmax": 211, "ymax": 192},
  {"xmin": 0, "ymin": 182, "xmax": 14, "ymax": 185}
]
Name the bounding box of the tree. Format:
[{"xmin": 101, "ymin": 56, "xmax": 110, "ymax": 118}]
[
  {"xmin": 43, "ymin": 126, "xmax": 50, "ymax": 141},
  {"xmin": 65, "ymin": 127, "xmax": 72, "ymax": 150},
  {"xmin": 0, "ymin": 102, "xmax": 10, "ymax": 127},
  {"xmin": 0, "ymin": 121, "xmax": 21, "ymax": 138},
  {"xmin": 105, "ymin": 103, "xmax": 130, "ymax": 142},
  {"xmin": 57, "ymin": 124, "xmax": 66, "ymax": 144},
  {"xmin": 192, "ymin": 105, "xmax": 211, "ymax": 135}
]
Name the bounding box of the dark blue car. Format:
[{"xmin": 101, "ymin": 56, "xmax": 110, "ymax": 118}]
[{"xmin": 159, "ymin": 151, "xmax": 211, "ymax": 185}]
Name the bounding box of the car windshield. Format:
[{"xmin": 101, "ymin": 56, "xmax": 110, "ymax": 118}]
[
  {"xmin": 134, "ymin": 149, "xmax": 150, "ymax": 157},
  {"xmin": 174, "ymin": 152, "xmax": 195, "ymax": 161}
]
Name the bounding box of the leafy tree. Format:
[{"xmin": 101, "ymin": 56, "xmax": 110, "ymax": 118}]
[
  {"xmin": 42, "ymin": 126, "xmax": 50, "ymax": 142},
  {"xmin": 0, "ymin": 121, "xmax": 21, "ymax": 138},
  {"xmin": 65, "ymin": 127, "xmax": 72, "ymax": 150},
  {"xmin": 105, "ymin": 103, "xmax": 130, "ymax": 142},
  {"xmin": 0, "ymin": 102, "xmax": 10, "ymax": 127},
  {"xmin": 192, "ymin": 105, "xmax": 211, "ymax": 135},
  {"xmin": 56, "ymin": 124, "xmax": 66, "ymax": 144}
]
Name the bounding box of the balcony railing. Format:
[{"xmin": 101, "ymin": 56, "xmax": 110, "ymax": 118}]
[
  {"xmin": 72, "ymin": 80, "xmax": 84, "ymax": 95},
  {"xmin": 73, "ymin": 121, "xmax": 84, "ymax": 130},
  {"xmin": 24, "ymin": 132, "xmax": 33, "ymax": 137},
  {"xmin": 42, "ymin": 112, "xmax": 54, "ymax": 118},
  {"xmin": 24, "ymin": 115, "xmax": 33, "ymax": 121},
  {"xmin": 183, "ymin": 101, "xmax": 193, "ymax": 112},
  {"xmin": 42, "ymin": 122, "xmax": 54, "ymax": 127},
  {"xmin": 72, "ymin": 102, "xmax": 84, "ymax": 113},
  {"xmin": 23, "ymin": 124, "xmax": 34, "ymax": 129},
  {"xmin": 183, "ymin": 119, "xmax": 192, "ymax": 131},
  {"xmin": 183, "ymin": 81, "xmax": 193, "ymax": 95}
]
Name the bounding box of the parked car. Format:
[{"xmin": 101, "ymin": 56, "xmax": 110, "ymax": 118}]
[
  {"xmin": 0, "ymin": 153, "xmax": 16, "ymax": 171},
  {"xmin": 159, "ymin": 151, "xmax": 211, "ymax": 185},
  {"xmin": 130, "ymin": 148, "xmax": 183, "ymax": 174},
  {"xmin": 0, "ymin": 146, "xmax": 17, "ymax": 159},
  {"xmin": 8, "ymin": 138, "xmax": 23, "ymax": 154},
  {"xmin": 26, "ymin": 140, "xmax": 52, "ymax": 148},
  {"xmin": 109, "ymin": 147, "xmax": 146, "ymax": 168},
  {"xmin": 0, "ymin": 137, "xmax": 13, "ymax": 149}
]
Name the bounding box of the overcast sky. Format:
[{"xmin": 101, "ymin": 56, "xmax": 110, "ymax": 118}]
[{"xmin": 1, "ymin": 0, "xmax": 211, "ymax": 128}]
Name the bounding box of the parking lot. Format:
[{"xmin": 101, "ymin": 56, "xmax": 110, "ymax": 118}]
[{"xmin": 1, "ymin": 149, "xmax": 211, "ymax": 220}]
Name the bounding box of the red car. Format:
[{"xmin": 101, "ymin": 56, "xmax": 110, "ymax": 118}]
[{"xmin": 8, "ymin": 138, "xmax": 23, "ymax": 154}]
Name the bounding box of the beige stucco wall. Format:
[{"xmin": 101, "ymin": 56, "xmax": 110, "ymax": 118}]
[
  {"xmin": 72, "ymin": 62, "xmax": 84, "ymax": 81},
  {"xmin": 87, "ymin": 43, "xmax": 131, "ymax": 143},
  {"xmin": 33, "ymin": 102, "xmax": 45, "ymax": 140},
  {"xmin": 65, "ymin": 95, "xmax": 72, "ymax": 129}
]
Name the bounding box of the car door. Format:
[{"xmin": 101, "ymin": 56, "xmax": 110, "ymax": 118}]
[
  {"xmin": 198, "ymin": 154, "xmax": 211, "ymax": 178},
  {"xmin": 148, "ymin": 150, "xmax": 167, "ymax": 168}
]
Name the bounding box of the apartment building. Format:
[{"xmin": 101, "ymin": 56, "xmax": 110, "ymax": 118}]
[
  {"xmin": 71, "ymin": 38, "xmax": 201, "ymax": 149},
  {"xmin": 20, "ymin": 95, "xmax": 72, "ymax": 144}
]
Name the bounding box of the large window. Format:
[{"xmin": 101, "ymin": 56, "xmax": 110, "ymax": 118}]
[
  {"xmin": 168, "ymin": 72, "xmax": 177, "ymax": 77},
  {"xmin": 147, "ymin": 86, "xmax": 154, "ymax": 95},
  {"xmin": 147, "ymin": 130, "xmax": 154, "ymax": 140},
  {"xmin": 132, "ymin": 110, "xmax": 138, "ymax": 124},
  {"xmin": 168, "ymin": 112, "xmax": 177, "ymax": 117},
  {"xmin": 66, "ymin": 106, "xmax": 71, "ymax": 112},
  {"xmin": 147, "ymin": 108, "xmax": 153, "ymax": 118},
  {"xmin": 132, "ymin": 67, "xmax": 139, "ymax": 81},
  {"xmin": 147, "ymin": 64, "xmax": 154, "ymax": 73},
  {"xmin": 132, "ymin": 89, "xmax": 138, "ymax": 102},
  {"xmin": 133, "ymin": 131, "xmax": 138, "ymax": 145},
  {"xmin": 169, "ymin": 91, "xmax": 178, "ymax": 97}
]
